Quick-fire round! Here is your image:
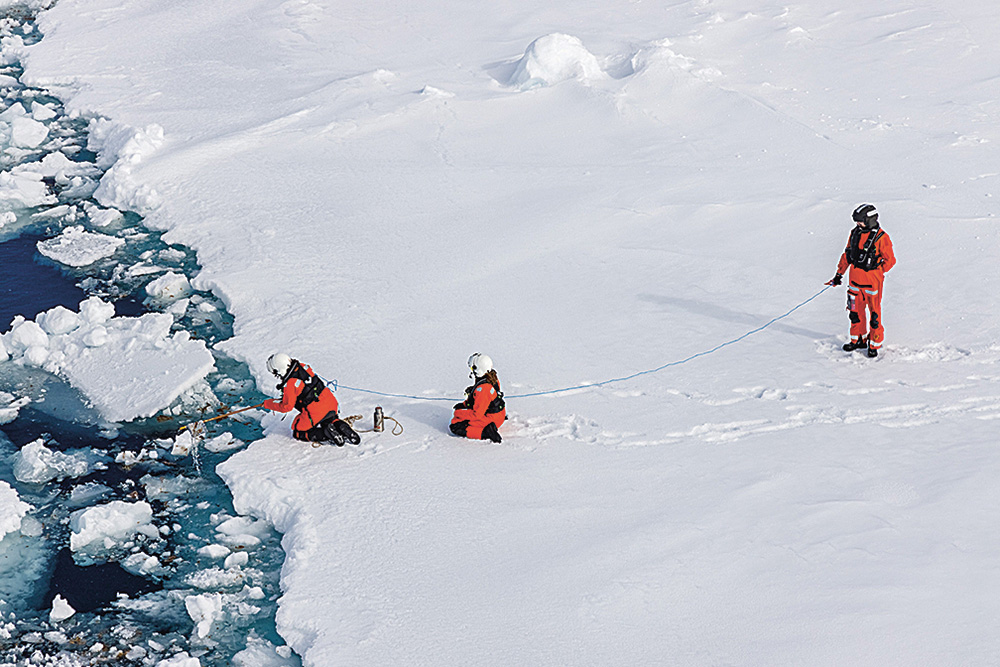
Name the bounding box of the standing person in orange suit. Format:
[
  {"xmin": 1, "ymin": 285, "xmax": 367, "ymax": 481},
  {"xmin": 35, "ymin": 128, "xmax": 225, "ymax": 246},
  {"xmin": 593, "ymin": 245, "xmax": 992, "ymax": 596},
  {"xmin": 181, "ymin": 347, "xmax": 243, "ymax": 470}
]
[
  {"xmin": 451, "ymin": 353, "xmax": 506, "ymax": 443},
  {"xmin": 827, "ymin": 204, "xmax": 896, "ymax": 358},
  {"xmin": 263, "ymin": 353, "xmax": 361, "ymax": 446}
]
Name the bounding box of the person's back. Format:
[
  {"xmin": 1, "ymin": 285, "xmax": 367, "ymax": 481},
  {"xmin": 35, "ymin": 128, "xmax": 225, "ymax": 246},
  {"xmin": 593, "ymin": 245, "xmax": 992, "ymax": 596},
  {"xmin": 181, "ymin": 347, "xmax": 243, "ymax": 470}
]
[{"xmin": 262, "ymin": 353, "xmax": 360, "ymax": 445}]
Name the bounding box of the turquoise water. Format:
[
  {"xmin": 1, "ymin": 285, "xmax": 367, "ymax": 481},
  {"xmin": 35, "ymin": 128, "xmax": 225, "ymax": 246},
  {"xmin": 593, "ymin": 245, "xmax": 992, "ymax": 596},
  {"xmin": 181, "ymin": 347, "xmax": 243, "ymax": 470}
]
[{"xmin": 0, "ymin": 9, "xmax": 297, "ymax": 665}]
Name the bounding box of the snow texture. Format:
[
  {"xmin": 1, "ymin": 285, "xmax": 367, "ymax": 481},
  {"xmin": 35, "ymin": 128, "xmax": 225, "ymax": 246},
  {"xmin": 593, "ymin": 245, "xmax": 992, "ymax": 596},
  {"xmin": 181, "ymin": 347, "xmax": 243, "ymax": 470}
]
[{"xmin": 19, "ymin": 0, "xmax": 1000, "ymax": 665}]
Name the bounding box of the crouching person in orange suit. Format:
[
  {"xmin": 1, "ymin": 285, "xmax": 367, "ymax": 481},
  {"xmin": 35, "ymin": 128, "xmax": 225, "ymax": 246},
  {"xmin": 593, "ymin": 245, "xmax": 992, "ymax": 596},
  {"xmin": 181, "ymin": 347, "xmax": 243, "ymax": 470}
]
[
  {"xmin": 263, "ymin": 353, "xmax": 361, "ymax": 446},
  {"xmin": 451, "ymin": 353, "xmax": 506, "ymax": 443}
]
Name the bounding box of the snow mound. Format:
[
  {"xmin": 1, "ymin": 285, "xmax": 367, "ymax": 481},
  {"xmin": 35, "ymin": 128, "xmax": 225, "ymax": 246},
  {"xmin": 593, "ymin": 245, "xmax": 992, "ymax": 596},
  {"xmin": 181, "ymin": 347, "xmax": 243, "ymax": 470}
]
[
  {"xmin": 1, "ymin": 297, "xmax": 216, "ymax": 423},
  {"xmin": 88, "ymin": 118, "xmax": 164, "ymax": 213},
  {"xmin": 625, "ymin": 38, "xmax": 722, "ymax": 82},
  {"xmin": 69, "ymin": 499, "xmax": 154, "ymax": 553},
  {"xmin": 509, "ymin": 34, "xmax": 606, "ymax": 89},
  {"xmin": 0, "ymin": 481, "xmax": 31, "ymax": 540},
  {"xmin": 36, "ymin": 225, "xmax": 125, "ymax": 267}
]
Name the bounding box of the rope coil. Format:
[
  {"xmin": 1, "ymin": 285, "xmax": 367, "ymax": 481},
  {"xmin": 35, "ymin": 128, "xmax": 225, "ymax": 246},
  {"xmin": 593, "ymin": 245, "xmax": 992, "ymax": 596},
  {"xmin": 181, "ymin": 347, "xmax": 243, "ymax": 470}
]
[{"xmin": 345, "ymin": 413, "xmax": 404, "ymax": 435}]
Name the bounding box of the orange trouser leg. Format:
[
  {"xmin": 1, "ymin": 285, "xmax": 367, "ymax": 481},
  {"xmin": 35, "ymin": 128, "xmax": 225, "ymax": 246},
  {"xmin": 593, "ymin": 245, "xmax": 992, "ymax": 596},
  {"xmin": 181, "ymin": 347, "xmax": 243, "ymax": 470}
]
[
  {"xmin": 849, "ymin": 286, "xmax": 884, "ymax": 347},
  {"xmin": 848, "ymin": 287, "xmax": 867, "ymax": 341},
  {"xmin": 865, "ymin": 288, "xmax": 884, "ymax": 348}
]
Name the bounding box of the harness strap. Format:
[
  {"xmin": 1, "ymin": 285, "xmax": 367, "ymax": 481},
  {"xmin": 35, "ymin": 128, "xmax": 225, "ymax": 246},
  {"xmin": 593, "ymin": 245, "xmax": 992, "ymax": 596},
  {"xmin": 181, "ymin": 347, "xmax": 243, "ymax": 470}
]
[{"xmin": 848, "ymin": 228, "xmax": 884, "ymax": 270}]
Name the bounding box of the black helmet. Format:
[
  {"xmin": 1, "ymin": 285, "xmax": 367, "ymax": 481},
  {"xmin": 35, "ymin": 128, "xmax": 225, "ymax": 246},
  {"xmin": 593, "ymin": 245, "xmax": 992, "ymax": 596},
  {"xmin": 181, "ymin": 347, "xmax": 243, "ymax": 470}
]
[{"xmin": 852, "ymin": 203, "xmax": 878, "ymax": 228}]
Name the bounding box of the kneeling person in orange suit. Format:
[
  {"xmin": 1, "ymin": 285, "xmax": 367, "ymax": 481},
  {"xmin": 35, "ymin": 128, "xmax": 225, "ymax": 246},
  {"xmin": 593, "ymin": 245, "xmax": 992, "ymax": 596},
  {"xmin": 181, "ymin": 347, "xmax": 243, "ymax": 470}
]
[
  {"xmin": 263, "ymin": 353, "xmax": 361, "ymax": 446},
  {"xmin": 451, "ymin": 353, "xmax": 505, "ymax": 443}
]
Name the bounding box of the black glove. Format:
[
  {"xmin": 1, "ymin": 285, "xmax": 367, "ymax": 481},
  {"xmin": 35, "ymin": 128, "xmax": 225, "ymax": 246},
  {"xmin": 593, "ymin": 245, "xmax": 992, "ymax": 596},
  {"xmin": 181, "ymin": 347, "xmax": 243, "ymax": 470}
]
[{"xmin": 826, "ymin": 273, "xmax": 842, "ymax": 286}]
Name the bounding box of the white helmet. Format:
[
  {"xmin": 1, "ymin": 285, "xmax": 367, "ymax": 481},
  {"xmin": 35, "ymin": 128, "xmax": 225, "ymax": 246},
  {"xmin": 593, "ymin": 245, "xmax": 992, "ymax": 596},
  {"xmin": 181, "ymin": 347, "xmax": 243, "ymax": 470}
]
[
  {"xmin": 468, "ymin": 353, "xmax": 493, "ymax": 378},
  {"xmin": 267, "ymin": 353, "xmax": 292, "ymax": 379}
]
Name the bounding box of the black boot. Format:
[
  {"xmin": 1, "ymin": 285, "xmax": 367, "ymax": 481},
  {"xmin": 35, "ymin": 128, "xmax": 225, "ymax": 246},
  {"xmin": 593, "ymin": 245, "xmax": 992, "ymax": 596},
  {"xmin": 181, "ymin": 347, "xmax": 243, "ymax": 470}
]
[
  {"xmin": 867, "ymin": 346, "xmax": 879, "ymax": 358},
  {"xmin": 481, "ymin": 422, "xmax": 502, "ymax": 444},
  {"xmin": 842, "ymin": 337, "xmax": 867, "ymax": 352},
  {"xmin": 335, "ymin": 419, "xmax": 361, "ymax": 445},
  {"xmin": 322, "ymin": 421, "xmax": 346, "ymax": 446}
]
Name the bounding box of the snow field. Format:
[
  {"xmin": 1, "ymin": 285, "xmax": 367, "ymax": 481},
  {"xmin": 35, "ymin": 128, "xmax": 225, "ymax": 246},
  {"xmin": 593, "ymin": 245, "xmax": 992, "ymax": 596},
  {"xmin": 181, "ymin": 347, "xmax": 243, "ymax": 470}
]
[{"xmin": 12, "ymin": 0, "xmax": 1000, "ymax": 665}]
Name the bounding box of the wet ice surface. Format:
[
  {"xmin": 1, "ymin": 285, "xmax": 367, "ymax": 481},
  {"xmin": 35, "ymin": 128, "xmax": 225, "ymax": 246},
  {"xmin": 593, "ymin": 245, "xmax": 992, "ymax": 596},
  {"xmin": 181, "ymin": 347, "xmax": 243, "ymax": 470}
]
[{"xmin": 0, "ymin": 10, "xmax": 296, "ymax": 666}]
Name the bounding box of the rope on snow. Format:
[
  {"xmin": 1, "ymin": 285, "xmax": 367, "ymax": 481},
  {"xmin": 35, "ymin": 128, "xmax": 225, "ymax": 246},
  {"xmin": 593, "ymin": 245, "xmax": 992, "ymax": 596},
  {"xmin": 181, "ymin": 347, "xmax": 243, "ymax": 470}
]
[{"xmin": 329, "ymin": 285, "xmax": 834, "ymax": 402}]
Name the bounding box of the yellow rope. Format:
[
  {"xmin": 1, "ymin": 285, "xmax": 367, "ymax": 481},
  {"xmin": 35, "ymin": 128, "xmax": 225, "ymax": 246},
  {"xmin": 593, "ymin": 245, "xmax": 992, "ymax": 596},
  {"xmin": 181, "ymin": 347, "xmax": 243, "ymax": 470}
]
[{"xmin": 347, "ymin": 414, "xmax": 404, "ymax": 435}]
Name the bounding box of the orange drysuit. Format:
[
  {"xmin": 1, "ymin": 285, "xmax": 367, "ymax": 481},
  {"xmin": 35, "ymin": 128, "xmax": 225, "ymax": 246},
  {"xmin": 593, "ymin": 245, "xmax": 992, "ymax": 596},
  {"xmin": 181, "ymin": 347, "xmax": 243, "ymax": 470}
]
[
  {"xmin": 263, "ymin": 362, "xmax": 340, "ymax": 438},
  {"xmin": 836, "ymin": 226, "xmax": 896, "ymax": 349},
  {"xmin": 451, "ymin": 377, "xmax": 506, "ymax": 441}
]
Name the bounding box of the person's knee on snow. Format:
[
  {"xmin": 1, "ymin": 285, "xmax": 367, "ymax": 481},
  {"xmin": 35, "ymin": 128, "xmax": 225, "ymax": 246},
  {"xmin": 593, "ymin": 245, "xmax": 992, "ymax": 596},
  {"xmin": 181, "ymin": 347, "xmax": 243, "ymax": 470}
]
[
  {"xmin": 450, "ymin": 353, "xmax": 506, "ymax": 443},
  {"xmin": 262, "ymin": 352, "xmax": 357, "ymax": 444}
]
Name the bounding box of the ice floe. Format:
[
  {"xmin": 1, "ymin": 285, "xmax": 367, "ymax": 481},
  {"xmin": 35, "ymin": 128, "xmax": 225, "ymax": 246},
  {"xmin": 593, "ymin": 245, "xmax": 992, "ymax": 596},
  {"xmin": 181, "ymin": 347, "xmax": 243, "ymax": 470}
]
[
  {"xmin": 213, "ymin": 514, "xmax": 270, "ymax": 549},
  {"xmin": 36, "ymin": 224, "xmax": 125, "ymax": 267},
  {"xmin": 0, "ymin": 168, "xmax": 55, "ymax": 210},
  {"xmin": 83, "ymin": 201, "xmax": 124, "ymax": 227},
  {"xmin": 69, "ymin": 499, "xmax": 155, "ymax": 554},
  {"xmin": 0, "ymin": 391, "xmax": 29, "ymax": 424},
  {"xmin": 0, "ymin": 102, "xmax": 48, "ymax": 147},
  {"xmin": 185, "ymin": 592, "xmax": 223, "ymax": 640},
  {"xmin": 145, "ymin": 271, "xmax": 193, "ymax": 303},
  {"xmin": 49, "ymin": 594, "xmax": 76, "ymax": 622},
  {"xmin": 12, "ymin": 438, "xmax": 106, "ymax": 484},
  {"xmin": 1, "ymin": 297, "xmax": 215, "ymax": 423},
  {"xmin": 0, "ymin": 481, "xmax": 30, "ymax": 540}
]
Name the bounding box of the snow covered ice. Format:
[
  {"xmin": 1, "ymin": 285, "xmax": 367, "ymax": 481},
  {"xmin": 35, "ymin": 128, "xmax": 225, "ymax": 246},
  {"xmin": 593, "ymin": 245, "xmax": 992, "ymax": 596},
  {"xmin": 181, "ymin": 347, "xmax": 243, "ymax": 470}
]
[
  {"xmin": 7, "ymin": 0, "xmax": 1000, "ymax": 665},
  {"xmin": 36, "ymin": 225, "xmax": 125, "ymax": 267},
  {"xmin": 1, "ymin": 297, "xmax": 216, "ymax": 423},
  {"xmin": 12, "ymin": 437, "xmax": 105, "ymax": 484}
]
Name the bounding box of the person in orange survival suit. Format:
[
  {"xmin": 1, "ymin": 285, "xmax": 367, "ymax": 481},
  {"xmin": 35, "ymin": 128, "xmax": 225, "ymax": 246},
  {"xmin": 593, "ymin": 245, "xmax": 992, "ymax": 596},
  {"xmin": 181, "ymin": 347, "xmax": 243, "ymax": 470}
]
[
  {"xmin": 827, "ymin": 204, "xmax": 896, "ymax": 358},
  {"xmin": 450, "ymin": 353, "xmax": 505, "ymax": 443},
  {"xmin": 263, "ymin": 353, "xmax": 361, "ymax": 446}
]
